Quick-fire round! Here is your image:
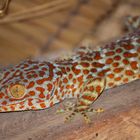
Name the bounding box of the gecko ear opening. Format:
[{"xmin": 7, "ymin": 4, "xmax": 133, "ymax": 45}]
[{"xmin": 9, "ymin": 84, "xmax": 26, "ymax": 99}]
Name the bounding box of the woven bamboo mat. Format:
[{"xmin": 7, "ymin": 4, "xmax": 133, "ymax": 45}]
[{"xmin": 0, "ymin": 0, "xmax": 140, "ymax": 65}]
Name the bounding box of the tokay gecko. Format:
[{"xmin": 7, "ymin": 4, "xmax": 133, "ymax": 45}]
[{"xmin": 0, "ymin": 16, "xmax": 140, "ymax": 123}]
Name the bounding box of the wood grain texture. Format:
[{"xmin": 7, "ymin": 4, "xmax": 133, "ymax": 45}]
[{"xmin": 0, "ymin": 78, "xmax": 139, "ymax": 140}]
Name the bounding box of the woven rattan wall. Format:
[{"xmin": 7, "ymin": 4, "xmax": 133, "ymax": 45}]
[{"xmin": 0, "ymin": 0, "xmax": 140, "ymax": 65}]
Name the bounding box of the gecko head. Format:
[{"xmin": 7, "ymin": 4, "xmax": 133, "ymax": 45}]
[{"xmin": 0, "ymin": 61, "xmax": 49, "ymax": 112}]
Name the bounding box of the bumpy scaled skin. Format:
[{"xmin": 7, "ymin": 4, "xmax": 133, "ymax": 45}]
[{"xmin": 0, "ymin": 16, "xmax": 140, "ymax": 122}]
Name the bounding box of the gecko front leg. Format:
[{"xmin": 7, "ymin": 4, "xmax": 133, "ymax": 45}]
[{"xmin": 58, "ymin": 77, "xmax": 106, "ymax": 123}]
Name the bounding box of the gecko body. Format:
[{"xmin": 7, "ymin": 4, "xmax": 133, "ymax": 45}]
[{"xmin": 0, "ymin": 16, "xmax": 140, "ymax": 122}]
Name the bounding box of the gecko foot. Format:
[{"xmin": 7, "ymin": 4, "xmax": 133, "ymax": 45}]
[
  {"xmin": 87, "ymin": 108, "xmax": 104, "ymax": 113},
  {"xmin": 56, "ymin": 102, "xmax": 104, "ymax": 123},
  {"xmin": 64, "ymin": 108, "xmax": 104, "ymax": 124}
]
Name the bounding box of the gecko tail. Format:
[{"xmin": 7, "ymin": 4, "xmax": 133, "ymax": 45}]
[{"xmin": 124, "ymin": 15, "xmax": 140, "ymax": 32}]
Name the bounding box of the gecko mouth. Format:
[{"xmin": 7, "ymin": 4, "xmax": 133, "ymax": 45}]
[
  {"xmin": 0, "ymin": 100, "xmax": 27, "ymax": 112},
  {"xmin": 0, "ymin": 97, "xmax": 48, "ymax": 112}
]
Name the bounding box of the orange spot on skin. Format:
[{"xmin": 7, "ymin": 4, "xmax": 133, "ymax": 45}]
[
  {"xmin": 36, "ymin": 87, "xmax": 45, "ymax": 92},
  {"xmin": 130, "ymin": 61, "xmax": 138, "ymax": 70},
  {"xmin": 125, "ymin": 70, "xmax": 134, "ymax": 76},
  {"xmin": 108, "ymin": 74, "xmax": 114, "ymax": 78},
  {"xmin": 114, "ymin": 55, "xmax": 121, "ymax": 61},
  {"xmin": 31, "ymin": 106, "xmax": 36, "ymax": 110},
  {"xmin": 33, "ymin": 74, "xmax": 38, "ymax": 78},
  {"xmin": 42, "ymin": 67, "xmax": 47, "ymax": 71},
  {"xmin": 4, "ymin": 71, "xmax": 10, "ymax": 79},
  {"xmin": 106, "ymin": 58, "xmax": 113, "ymax": 64},
  {"xmin": 79, "ymin": 100, "xmax": 87, "ymax": 106},
  {"xmin": 77, "ymin": 75, "xmax": 83, "ymax": 82},
  {"xmin": 82, "ymin": 95, "xmax": 95, "ymax": 101},
  {"xmin": 66, "ymin": 85, "xmax": 71, "ymax": 89},
  {"xmin": 40, "ymin": 103, "xmax": 46, "ymax": 108},
  {"xmin": 123, "ymin": 52, "xmax": 138, "ymax": 58},
  {"xmin": 72, "ymin": 67, "xmax": 81, "ymax": 75},
  {"xmin": 112, "ymin": 62, "xmax": 119, "ymax": 67},
  {"xmin": 2, "ymin": 101, "xmax": 7, "ymax": 105},
  {"xmin": 29, "ymin": 91, "xmax": 35, "ymax": 96},
  {"xmin": 39, "ymin": 63, "xmax": 45, "ymax": 66},
  {"xmin": 28, "ymin": 99, "xmax": 33, "ymax": 106},
  {"xmin": 94, "ymin": 52, "xmax": 102, "ymax": 60},
  {"xmin": 91, "ymin": 68, "xmax": 97, "ymax": 73},
  {"xmin": 36, "ymin": 87, "xmax": 45, "ymax": 98},
  {"xmin": 123, "ymin": 59, "xmax": 129, "ymax": 65},
  {"xmin": 89, "ymin": 86, "xmax": 94, "ymax": 92},
  {"xmin": 27, "ymin": 81, "xmax": 35, "ymax": 89},
  {"xmin": 23, "ymin": 79, "xmax": 28, "ymax": 83},
  {"xmin": 105, "ymin": 51, "xmax": 115, "ymax": 56},
  {"xmin": 62, "ymin": 92, "xmax": 65, "ymax": 97},
  {"xmin": 46, "ymin": 63, "xmax": 55, "ymax": 80},
  {"xmin": 61, "ymin": 67, "xmax": 66, "ymax": 74},
  {"xmin": 80, "ymin": 62, "xmax": 90, "ymax": 67},
  {"xmin": 81, "ymin": 56, "xmax": 92, "ymax": 61},
  {"xmin": 66, "ymin": 67, "xmax": 71, "ymax": 72},
  {"xmin": 108, "ymin": 82, "xmax": 114, "ymax": 87},
  {"xmin": 73, "ymin": 79, "xmax": 77, "ymax": 84},
  {"xmin": 10, "ymin": 105, "xmax": 15, "ymax": 111},
  {"xmin": 2, "ymin": 106, "xmax": 8, "ymax": 111},
  {"xmin": 5, "ymin": 96, "xmax": 9, "ymax": 99},
  {"xmin": 36, "ymin": 78, "xmax": 47, "ymax": 85},
  {"xmin": 38, "ymin": 99, "xmax": 44, "ymax": 103},
  {"xmin": 39, "ymin": 71, "xmax": 45, "ymax": 77},
  {"xmin": 0, "ymin": 92, "xmax": 4, "ymax": 99},
  {"xmin": 39, "ymin": 93, "xmax": 45, "ymax": 98},
  {"xmin": 47, "ymin": 83, "xmax": 53, "ymax": 91},
  {"xmin": 123, "ymin": 78, "xmax": 129, "ymax": 83},
  {"xmin": 87, "ymin": 74, "xmax": 93, "ymax": 79},
  {"xmin": 98, "ymin": 72, "xmax": 105, "ymax": 77},
  {"xmin": 116, "ymin": 48, "xmax": 123, "ymax": 53},
  {"xmin": 63, "ymin": 78, "xmax": 68, "ymax": 83},
  {"xmin": 115, "ymin": 77, "xmax": 121, "ymax": 81},
  {"xmin": 123, "ymin": 45, "xmax": 134, "ymax": 50},
  {"xmin": 19, "ymin": 102, "xmax": 24, "ymax": 106},
  {"xmin": 27, "ymin": 75, "xmax": 33, "ymax": 79},
  {"xmin": 92, "ymin": 62, "xmax": 105, "ymax": 68},
  {"xmin": 68, "ymin": 73, "xmax": 73, "ymax": 79},
  {"xmin": 96, "ymin": 86, "xmax": 101, "ymax": 93},
  {"xmin": 83, "ymin": 69, "xmax": 89, "ymax": 74},
  {"xmin": 113, "ymin": 68, "xmax": 123, "ymax": 73},
  {"xmin": 60, "ymin": 86, "xmax": 64, "ymax": 92}
]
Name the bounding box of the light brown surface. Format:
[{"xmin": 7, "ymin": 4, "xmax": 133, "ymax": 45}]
[
  {"xmin": 0, "ymin": 0, "xmax": 140, "ymax": 140},
  {"xmin": 0, "ymin": 78, "xmax": 140, "ymax": 140}
]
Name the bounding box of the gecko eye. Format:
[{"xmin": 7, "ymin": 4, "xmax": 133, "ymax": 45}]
[{"xmin": 9, "ymin": 84, "xmax": 26, "ymax": 99}]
